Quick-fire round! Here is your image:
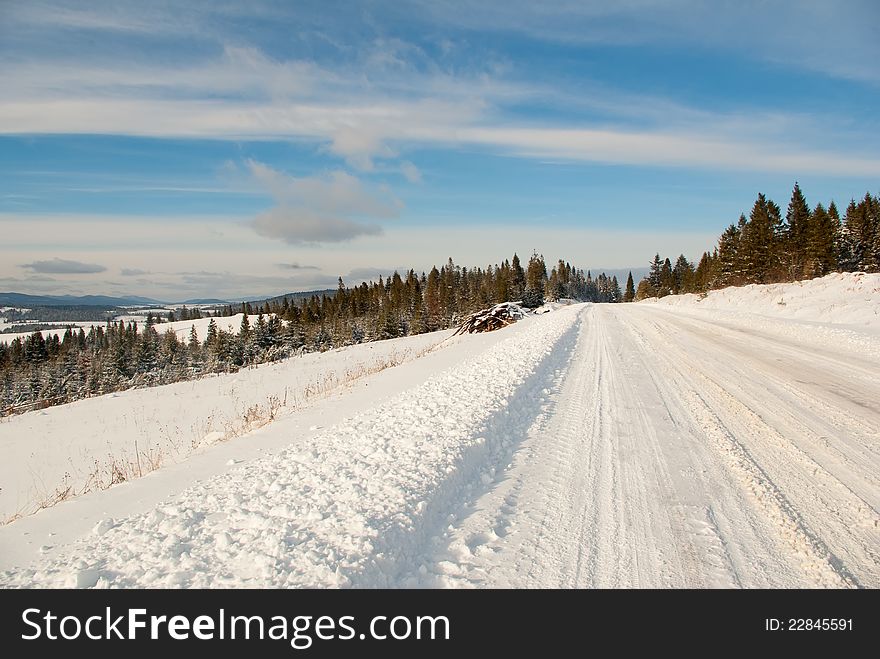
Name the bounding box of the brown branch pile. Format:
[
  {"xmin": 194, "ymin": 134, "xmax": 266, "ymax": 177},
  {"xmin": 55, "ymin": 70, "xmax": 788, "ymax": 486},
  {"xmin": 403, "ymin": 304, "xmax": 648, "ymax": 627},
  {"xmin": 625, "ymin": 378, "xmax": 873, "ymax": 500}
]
[{"xmin": 453, "ymin": 302, "xmax": 527, "ymax": 335}]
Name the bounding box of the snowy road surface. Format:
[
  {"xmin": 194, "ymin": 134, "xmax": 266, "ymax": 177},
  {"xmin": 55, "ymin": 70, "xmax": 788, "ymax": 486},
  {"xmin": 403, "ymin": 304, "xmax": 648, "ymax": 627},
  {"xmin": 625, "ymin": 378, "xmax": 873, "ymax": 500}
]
[{"xmin": 1, "ymin": 300, "xmax": 878, "ymax": 588}]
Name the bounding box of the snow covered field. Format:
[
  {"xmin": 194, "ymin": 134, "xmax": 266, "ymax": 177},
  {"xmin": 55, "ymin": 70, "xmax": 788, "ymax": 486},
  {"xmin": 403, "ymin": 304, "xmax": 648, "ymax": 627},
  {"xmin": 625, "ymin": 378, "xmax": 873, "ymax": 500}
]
[
  {"xmin": 0, "ymin": 327, "xmax": 455, "ymax": 521},
  {"xmin": 1, "ymin": 275, "xmax": 878, "ymax": 588},
  {"xmin": 0, "ymin": 313, "xmax": 264, "ymax": 345}
]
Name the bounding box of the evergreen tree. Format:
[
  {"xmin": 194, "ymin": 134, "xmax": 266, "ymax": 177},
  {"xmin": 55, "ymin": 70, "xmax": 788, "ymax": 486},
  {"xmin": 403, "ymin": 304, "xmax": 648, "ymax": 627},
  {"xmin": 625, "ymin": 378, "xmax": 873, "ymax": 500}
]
[
  {"xmin": 205, "ymin": 318, "xmax": 218, "ymax": 346},
  {"xmin": 188, "ymin": 325, "xmax": 202, "ymax": 366},
  {"xmin": 740, "ymin": 193, "xmax": 783, "ymax": 284},
  {"xmin": 609, "ymin": 275, "xmax": 621, "ymax": 302},
  {"xmin": 525, "ymin": 252, "xmax": 547, "ymax": 292},
  {"xmin": 659, "ymin": 258, "xmax": 675, "ymax": 297},
  {"xmin": 785, "ymin": 182, "xmax": 811, "ymax": 279},
  {"xmin": 623, "ymin": 271, "xmax": 635, "ymax": 302},
  {"xmin": 716, "ymin": 222, "xmax": 741, "ymax": 287},
  {"xmin": 672, "ymin": 254, "xmax": 694, "ymax": 294},
  {"xmin": 523, "ymin": 253, "xmax": 547, "ymax": 308},
  {"xmin": 510, "ymin": 253, "xmax": 526, "ymax": 300},
  {"xmin": 254, "ymin": 313, "xmax": 269, "ymax": 350},
  {"xmin": 805, "ymin": 202, "xmax": 839, "ymax": 277},
  {"xmin": 827, "ymin": 201, "xmax": 843, "ymax": 269}
]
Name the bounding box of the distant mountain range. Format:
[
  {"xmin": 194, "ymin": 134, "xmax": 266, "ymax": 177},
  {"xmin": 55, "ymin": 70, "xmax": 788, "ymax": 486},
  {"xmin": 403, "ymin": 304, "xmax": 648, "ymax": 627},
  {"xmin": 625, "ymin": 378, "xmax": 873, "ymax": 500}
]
[
  {"xmin": 0, "ymin": 292, "xmax": 164, "ymax": 307},
  {"xmin": 0, "ymin": 289, "xmax": 336, "ymax": 308},
  {"xmin": 588, "ymin": 267, "xmax": 649, "ymax": 283},
  {"xmin": 177, "ymin": 298, "xmax": 230, "ymax": 305}
]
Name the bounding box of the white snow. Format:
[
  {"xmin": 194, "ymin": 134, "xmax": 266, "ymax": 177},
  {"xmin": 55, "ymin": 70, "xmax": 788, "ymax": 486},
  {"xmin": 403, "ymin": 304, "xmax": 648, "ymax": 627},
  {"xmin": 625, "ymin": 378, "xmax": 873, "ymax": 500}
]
[
  {"xmin": 643, "ymin": 271, "xmax": 880, "ymax": 329},
  {"xmin": 0, "ymin": 328, "xmax": 452, "ymax": 521},
  {"xmin": 1, "ymin": 275, "xmax": 878, "ymax": 588},
  {"xmin": 0, "ymin": 313, "xmax": 265, "ymax": 345}
]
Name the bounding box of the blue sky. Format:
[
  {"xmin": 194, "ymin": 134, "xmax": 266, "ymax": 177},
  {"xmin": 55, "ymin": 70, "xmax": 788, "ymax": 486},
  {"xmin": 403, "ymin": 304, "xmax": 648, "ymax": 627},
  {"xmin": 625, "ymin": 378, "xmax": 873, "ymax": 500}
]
[{"xmin": 1, "ymin": 0, "xmax": 878, "ymax": 300}]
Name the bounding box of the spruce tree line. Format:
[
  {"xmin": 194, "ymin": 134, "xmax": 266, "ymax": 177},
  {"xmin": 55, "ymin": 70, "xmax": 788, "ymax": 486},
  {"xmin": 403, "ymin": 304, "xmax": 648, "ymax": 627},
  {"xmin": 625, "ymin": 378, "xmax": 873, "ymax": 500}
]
[
  {"xmin": 633, "ymin": 183, "xmax": 880, "ymax": 299},
  {"xmin": 0, "ymin": 252, "xmax": 621, "ymax": 415}
]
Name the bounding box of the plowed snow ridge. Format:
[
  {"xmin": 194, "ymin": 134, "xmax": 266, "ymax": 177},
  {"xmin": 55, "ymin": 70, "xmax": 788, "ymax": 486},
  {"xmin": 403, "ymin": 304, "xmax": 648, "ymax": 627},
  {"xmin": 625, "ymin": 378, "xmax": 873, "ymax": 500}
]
[{"xmin": 1, "ymin": 307, "xmax": 581, "ymax": 587}]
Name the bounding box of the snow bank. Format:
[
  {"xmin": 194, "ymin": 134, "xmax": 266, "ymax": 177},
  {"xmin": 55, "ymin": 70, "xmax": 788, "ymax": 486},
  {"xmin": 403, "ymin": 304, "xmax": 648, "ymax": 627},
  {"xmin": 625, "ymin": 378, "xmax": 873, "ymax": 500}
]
[
  {"xmin": 0, "ymin": 329, "xmax": 449, "ymax": 522},
  {"xmin": 643, "ymin": 272, "xmax": 880, "ymax": 329}
]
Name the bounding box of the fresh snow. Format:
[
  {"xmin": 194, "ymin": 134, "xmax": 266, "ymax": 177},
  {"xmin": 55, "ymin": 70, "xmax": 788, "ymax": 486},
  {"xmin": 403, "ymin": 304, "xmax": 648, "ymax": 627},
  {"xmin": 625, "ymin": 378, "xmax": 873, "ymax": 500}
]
[
  {"xmin": 0, "ymin": 328, "xmax": 452, "ymax": 521},
  {"xmin": 644, "ymin": 271, "xmax": 880, "ymax": 329},
  {"xmin": 1, "ymin": 275, "xmax": 878, "ymax": 588},
  {"xmin": 0, "ymin": 313, "xmax": 266, "ymax": 345}
]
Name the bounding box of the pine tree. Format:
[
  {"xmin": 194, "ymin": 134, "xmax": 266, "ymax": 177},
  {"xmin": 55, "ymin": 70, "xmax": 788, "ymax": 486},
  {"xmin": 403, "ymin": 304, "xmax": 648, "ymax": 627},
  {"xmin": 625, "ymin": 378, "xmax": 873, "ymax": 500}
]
[
  {"xmin": 785, "ymin": 182, "xmax": 811, "ymax": 279},
  {"xmin": 659, "ymin": 258, "xmax": 675, "ymax": 297},
  {"xmin": 805, "ymin": 202, "xmax": 839, "ymax": 277},
  {"xmin": 673, "ymin": 254, "xmax": 694, "ymax": 294},
  {"xmin": 844, "ymin": 195, "xmax": 879, "ymax": 272},
  {"xmin": 647, "ymin": 254, "xmax": 663, "ymax": 296},
  {"xmin": 205, "ymin": 318, "xmax": 218, "ymax": 346},
  {"xmin": 254, "ymin": 313, "xmax": 269, "ymax": 350},
  {"xmin": 623, "ymin": 271, "xmax": 635, "ymax": 302},
  {"xmin": 873, "ymin": 195, "xmax": 880, "ymax": 273},
  {"xmin": 188, "ymin": 325, "xmax": 201, "ymax": 366},
  {"xmin": 525, "ymin": 252, "xmax": 547, "ymax": 292},
  {"xmin": 609, "ymin": 275, "xmax": 621, "ymax": 302},
  {"xmin": 523, "ymin": 253, "xmax": 547, "ymax": 308},
  {"xmin": 716, "ymin": 222, "xmax": 741, "ymax": 287},
  {"xmin": 868, "ymin": 193, "xmax": 880, "ymax": 273},
  {"xmin": 510, "ymin": 253, "xmax": 526, "ymax": 300},
  {"xmin": 740, "ymin": 193, "xmax": 782, "ymax": 284}
]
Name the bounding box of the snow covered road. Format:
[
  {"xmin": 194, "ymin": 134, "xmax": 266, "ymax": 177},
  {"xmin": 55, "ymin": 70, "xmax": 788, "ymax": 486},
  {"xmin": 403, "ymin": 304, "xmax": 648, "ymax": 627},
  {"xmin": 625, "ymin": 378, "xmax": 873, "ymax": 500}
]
[
  {"xmin": 433, "ymin": 304, "xmax": 879, "ymax": 588},
  {"xmin": 1, "ymin": 298, "xmax": 878, "ymax": 588}
]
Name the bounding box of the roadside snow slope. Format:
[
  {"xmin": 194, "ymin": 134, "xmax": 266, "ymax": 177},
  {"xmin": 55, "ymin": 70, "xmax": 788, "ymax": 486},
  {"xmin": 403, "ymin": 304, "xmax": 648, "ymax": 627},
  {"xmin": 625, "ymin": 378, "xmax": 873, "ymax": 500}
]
[
  {"xmin": 0, "ymin": 329, "xmax": 449, "ymax": 521},
  {"xmin": 644, "ymin": 272, "xmax": 880, "ymax": 328},
  {"xmin": 0, "ymin": 307, "xmax": 579, "ymax": 587}
]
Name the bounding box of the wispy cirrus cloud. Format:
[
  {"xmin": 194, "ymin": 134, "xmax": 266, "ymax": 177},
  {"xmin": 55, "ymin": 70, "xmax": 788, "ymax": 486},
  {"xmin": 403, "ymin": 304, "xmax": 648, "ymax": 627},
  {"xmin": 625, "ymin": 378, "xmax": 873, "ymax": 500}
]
[
  {"xmin": 408, "ymin": 0, "xmax": 880, "ymax": 84},
  {"xmin": 4, "ymin": 92, "xmax": 878, "ymax": 177},
  {"xmin": 2, "ymin": 3, "xmax": 877, "ymax": 178}
]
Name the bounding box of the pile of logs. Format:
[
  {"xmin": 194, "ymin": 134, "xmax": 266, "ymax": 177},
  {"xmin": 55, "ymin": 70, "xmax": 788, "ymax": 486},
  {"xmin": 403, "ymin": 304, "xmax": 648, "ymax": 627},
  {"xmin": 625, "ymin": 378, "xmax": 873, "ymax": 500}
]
[{"xmin": 453, "ymin": 302, "xmax": 527, "ymax": 335}]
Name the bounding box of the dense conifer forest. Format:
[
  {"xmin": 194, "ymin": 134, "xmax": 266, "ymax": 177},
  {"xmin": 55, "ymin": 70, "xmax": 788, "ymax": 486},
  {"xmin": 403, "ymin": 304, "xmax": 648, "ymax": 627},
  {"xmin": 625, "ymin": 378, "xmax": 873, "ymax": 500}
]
[
  {"xmin": 634, "ymin": 184, "xmax": 880, "ymax": 299},
  {"xmin": 1, "ymin": 253, "xmax": 620, "ymax": 415}
]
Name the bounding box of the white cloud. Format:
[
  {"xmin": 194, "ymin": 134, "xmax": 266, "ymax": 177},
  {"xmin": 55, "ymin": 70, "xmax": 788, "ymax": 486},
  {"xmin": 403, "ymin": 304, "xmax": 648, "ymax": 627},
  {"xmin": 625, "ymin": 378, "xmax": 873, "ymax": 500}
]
[
  {"xmin": 246, "ymin": 161, "xmax": 402, "ymax": 244},
  {"xmin": 20, "ymin": 257, "xmax": 107, "ymax": 274},
  {"xmin": 1, "ymin": 75, "xmax": 876, "ymax": 178},
  {"xmin": 3, "ymin": 94, "xmax": 876, "ymax": 177},
  {"xmin": 0, "ymin": 0, "xmax": 880, "ymax": 181},
  {"xmin": 400, "ymin": 161, "xmax": 422, "ymax": 183},
  {"xmin": 253, "ymin": 207, "xmax": 384, "ymax": 244},
  {"xmin": 450, "ymin": 127, "xmax": 880, "ymax": 177}
]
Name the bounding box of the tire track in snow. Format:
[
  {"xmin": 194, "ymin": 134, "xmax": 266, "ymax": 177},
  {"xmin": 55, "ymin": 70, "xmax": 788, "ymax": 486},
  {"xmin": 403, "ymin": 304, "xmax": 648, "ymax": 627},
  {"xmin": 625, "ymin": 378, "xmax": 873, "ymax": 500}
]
[
  {"xmin": 647, "ymin": 310, "xmax": 880, "ymax": 585},
  {"xmin": 430, "ymin": 306, "xmax": 745, "ymax": 588},
  {"xmin": 623, "ymin": 307, "xmax": 875, "ymax": 587}
]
